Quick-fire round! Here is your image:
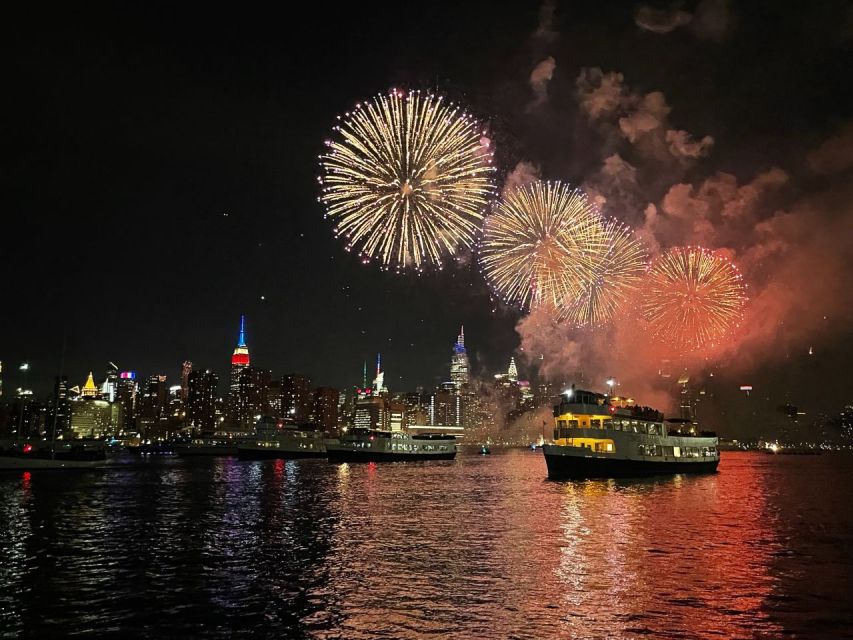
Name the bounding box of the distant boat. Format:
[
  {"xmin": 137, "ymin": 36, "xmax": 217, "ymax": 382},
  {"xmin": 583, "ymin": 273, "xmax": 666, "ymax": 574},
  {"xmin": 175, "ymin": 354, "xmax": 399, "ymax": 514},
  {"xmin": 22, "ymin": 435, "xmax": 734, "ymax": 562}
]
[
  {"xmin": 0, "ymin": 439, "xmax": 108, "ymax": 471},
  {"xmin": 480, "ymin": 445, "xmax": 491, "ymax": 455},
  {"xmin": 174, "ymin": 438, "xmax": 239, "ymax": 457},
  {"xmin": 326, "ymin": 429, "xmax": 456, "ymax": 462},
  {"xmin": 237, "ymin": 417, "xmax": 326, "ymax": 459}
]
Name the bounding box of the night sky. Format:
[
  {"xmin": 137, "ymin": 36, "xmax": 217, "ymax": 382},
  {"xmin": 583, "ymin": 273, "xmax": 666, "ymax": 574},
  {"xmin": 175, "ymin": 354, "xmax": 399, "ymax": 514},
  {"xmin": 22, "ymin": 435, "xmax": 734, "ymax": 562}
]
[{"xmin": 4, "ymin": 2, "xmax": 852, "ymax": 433}]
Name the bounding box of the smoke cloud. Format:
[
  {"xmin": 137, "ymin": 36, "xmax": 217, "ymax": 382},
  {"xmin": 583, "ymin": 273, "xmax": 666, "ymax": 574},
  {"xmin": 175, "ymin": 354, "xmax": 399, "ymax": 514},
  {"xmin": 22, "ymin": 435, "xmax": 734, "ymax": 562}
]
[
  {"xmin": 528, "ymin": 56, "xmax": 556, "ymax": 110},
  {"xmin": 516, "ymin": 64, "xmax": 853, "ymax": 412},
  {"xmin": 635, "ymin": 0, "xmax": 734, "ymax": 41}
]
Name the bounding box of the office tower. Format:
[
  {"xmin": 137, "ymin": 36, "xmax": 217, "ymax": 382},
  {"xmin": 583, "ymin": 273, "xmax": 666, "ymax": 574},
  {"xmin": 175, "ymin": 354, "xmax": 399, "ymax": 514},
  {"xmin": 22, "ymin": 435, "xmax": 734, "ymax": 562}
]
[{"xmin": 186, "ymin": 369, "xmax": 219, "ymax": 434}]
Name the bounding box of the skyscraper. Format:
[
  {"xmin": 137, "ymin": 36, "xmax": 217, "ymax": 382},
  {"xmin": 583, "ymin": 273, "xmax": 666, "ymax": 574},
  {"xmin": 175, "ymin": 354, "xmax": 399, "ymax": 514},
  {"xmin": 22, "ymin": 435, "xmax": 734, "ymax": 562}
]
[
  {"xmin": 181, "ymin": 360, "xmax": 192, "ymax": 401},
  {"xmin": 102, "ymin": 363, "xmax": 119, "ymax": 402},
  {"xmin": 508, "ymin": 357, "xmax": 518, "ymax": 383},
  {"xmin": 450, "ymin": 326, "xmax": 470, "ymax": 389},
  {"xmin": 228, "ymin": 315, "xmax": 250, "ymax": 428},
  {"xmin": 312, "ymin": 386, "xmax": 340, "ymax": 433},
  {"xmin": 281, "ymin": 374, "xmax": 312, "ymax": 423},
  {"xmin": 186, "ymin": 369, "xmax": 219, "ymax": 434},
  {"xmin": 117, "ymin": 371, "xmax": 138, "ymax": 432},
  {"xmin": 235, "ymin": 366, "xmax": 271, "ymax": 429}
]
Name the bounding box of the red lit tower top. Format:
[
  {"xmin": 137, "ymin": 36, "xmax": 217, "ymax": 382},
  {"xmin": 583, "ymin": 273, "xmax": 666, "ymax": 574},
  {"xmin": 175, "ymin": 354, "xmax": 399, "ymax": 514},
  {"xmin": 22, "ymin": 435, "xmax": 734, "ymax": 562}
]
[{"xmin": 231, "ymin": 315, "xmax": 250, "ymax": 366}]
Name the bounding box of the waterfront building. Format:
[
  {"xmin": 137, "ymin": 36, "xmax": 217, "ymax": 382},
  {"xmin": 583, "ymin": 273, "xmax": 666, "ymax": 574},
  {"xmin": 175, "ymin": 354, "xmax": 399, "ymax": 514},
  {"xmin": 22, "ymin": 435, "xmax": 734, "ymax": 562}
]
[
  {"xmin": 137, "ymin": 374, "xmax": 168, "ymax": 438},
  {"xmin": 354, "ymin": 396, "xmax": 388, "ymax": 431},
  {"xmin": 312, "ymin": 386, "xmax": 340, "ymax": 433},
  {"xmin": 281, "ymin": 373, "xmax": 312, "ymax": 423},
  {"xmin": 235, "ymin": 366, "xmax": 271, "ymax": 430},
  {"xmin": 181, "ymin": 360, "xmax": 192, "ymax": 401},
  {"xmin": 69, "ymin": 397, "xmax": 121, "ymax": 438},
  {"xmin": 116, "ymin": 372, "xmax": 137, "ymax": 432},
  {"xmin": 186, "ymin": 369, "xmax": 219, "ymax": 434}
]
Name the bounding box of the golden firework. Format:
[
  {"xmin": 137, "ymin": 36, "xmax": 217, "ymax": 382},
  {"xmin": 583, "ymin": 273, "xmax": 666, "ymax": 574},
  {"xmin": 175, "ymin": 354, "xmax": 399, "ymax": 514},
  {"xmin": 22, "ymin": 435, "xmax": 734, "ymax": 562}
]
[
  {"xmin": 559, "ymin": 220, "xmax": 649, "ymax": 327},
  {"xmin": 479, "ymin": 181, "xmax": 604, "ymax": 310},
  {"xmin": 642, "ymin": 246, "xmax": 747, "ymax": 351},
  {"xmin": 318, "ymin": 90, "xmax": 494, "ymax": 271}
]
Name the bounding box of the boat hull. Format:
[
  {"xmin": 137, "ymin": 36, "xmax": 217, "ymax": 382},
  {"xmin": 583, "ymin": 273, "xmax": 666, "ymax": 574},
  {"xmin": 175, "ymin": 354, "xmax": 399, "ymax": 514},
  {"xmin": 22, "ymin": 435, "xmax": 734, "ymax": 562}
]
[
  {"xmin": 174, "ymin": 445, "xmax": 238, "ymax": 457},
  {"xmin": 326, "ymin": 448, "xmax": 456, "ymax": 463},
  {"xmin": 544, "ymin": 448, "xmax": 719, "ymax": 479},
  {"xmin": 237, "ymin": 446, "xmax": 326, "ymax": 460},
  {"xmin": 0, "ymin": 456, "xmax": 107, "ymax": 471}
]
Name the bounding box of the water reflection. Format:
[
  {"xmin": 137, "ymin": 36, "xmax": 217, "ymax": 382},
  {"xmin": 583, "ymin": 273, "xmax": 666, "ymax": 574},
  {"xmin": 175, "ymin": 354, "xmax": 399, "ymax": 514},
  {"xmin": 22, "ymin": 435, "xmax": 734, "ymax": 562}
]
[{"xmin": 0, "ymin": 452, "xmax": 851, "ymax": 638}]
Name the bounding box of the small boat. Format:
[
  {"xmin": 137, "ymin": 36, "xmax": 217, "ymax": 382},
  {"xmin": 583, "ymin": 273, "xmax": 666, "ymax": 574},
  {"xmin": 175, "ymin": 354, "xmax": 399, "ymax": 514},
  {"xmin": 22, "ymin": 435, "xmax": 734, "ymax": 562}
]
[
  {"xmin": 237, "ymin": 417, "xmax": 326, "ymax": 459},
  {"xmin": 0, "ymin": 439, "xmax": 108, "ymax": 471},
  {"xmin": 480, "ymin": 445, "xmax": 491, "ymax": 455},
  {"xmin": 326, "ymin": 429, "xmax": 456, "ymax": 462},
  {"xmin": 174, "ymin": 437, "xmax": 239, "ymax": 457}
]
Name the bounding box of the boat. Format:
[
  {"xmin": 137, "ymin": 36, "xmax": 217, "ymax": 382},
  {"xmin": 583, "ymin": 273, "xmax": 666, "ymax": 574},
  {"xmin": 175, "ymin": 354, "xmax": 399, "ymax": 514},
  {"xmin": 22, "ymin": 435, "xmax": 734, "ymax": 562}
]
[
  {"xmin": 480, "ymin": 445, "xmax": 491, "ymax": 455},
  {"xmin": 326, "ymin": 428, "xmax": 457, "ymax": 462},
  {"xmin": 237, "ymin": 417, "xmax": 326, "ymax": 459},
  {"xmin": 174, "ymin": 437, "xmax": 239, "ymax": 457},
  {"xmin": 542, "ymin": 387, "xmax": 719, "ymax": 479},
  {"xmin": 0, "ymin": 438, "xmax": 108, "ymax": 471}
]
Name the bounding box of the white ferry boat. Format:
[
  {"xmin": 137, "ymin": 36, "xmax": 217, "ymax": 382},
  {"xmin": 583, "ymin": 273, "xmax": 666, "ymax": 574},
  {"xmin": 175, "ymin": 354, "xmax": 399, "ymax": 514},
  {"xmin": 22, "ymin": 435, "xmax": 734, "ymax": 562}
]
[
  {"xmin": 325, "ymin": 429, "xmax": 457, "ymax": 462},
  {"xmin": 542, "ymin": 387, "xmax": 719, "ymax": 479},
  {"xmin": 236, "ymin": 417, "xmax": 326, "ymax": 459}
]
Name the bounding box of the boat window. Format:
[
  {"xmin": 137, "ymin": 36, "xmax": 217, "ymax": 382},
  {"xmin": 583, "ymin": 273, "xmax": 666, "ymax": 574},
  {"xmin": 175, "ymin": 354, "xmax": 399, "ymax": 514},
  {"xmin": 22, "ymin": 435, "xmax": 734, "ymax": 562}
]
[{"xmin": 673, "ymin": 447, "xmax": 681, "ymax": 457}]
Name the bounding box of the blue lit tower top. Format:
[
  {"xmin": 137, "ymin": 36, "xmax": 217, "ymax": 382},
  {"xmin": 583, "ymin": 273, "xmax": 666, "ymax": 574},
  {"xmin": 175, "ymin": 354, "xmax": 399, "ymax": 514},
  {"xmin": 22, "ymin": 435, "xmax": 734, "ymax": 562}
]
[{"xmin": 238, "ymin": 315, "xmax": 247, "ymax": 348}]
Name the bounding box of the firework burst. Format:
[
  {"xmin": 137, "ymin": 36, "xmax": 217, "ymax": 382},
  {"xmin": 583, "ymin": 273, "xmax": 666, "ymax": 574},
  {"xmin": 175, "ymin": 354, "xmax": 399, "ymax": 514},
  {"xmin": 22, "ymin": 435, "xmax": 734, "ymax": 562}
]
[
  {"xmin": 642, "ymin": 246, "xmax": 747, "ymax": 352},
  {"xmin": 560, "ymin": 220, "xmax": 649, "ymax": 327},
  {"xmin": 479, "ymin": 181, "xmax": 604, "ymax": 310},
  {"xmin": 318, "ymin": 90, "xmax": 494, "ymax": 271}
]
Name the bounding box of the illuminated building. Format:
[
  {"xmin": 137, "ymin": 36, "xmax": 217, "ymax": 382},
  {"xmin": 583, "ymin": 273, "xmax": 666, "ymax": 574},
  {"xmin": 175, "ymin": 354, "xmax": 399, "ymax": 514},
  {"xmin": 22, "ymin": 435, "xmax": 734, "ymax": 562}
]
[
  {"xmin": 51, "ymin": 375, "xmax": 71, "ymax": 434},
  {"xmin": 137, "ymin": 374, "xmax": 168, "ymax": 437},
  {"xmin": 228, "ymin": 315, "xmax": 250, "ymax": 428},
  {"xmin": 117, "ymin": 372, "xmax": 137, "ymax": 431},
  {"xmin": 0, "ymin": 360, "xmax": 3, "ymax": 398},
  {"xmin": 388, "ymin": 400, "xmax": 406, "ymax": 432},
  {"xmin": 401, "ymin": 389, "xmax": 428, "ymax": 427},
  {"xmin": 508, "ymin": 357, "xmax": 518, "ymax": 382},
  {"xmin": 450, "ymin": 326, "xmax": 470, "ymax": 389},
  {"xmin": 234, "ymin": 366, "xmax": 271, "ymax": 430},
  {"xmin": 167, "ymin": 385, "xmax": 185, "ymax": 432},
  {"xmin": 372, "ymin": 353, "xmax": 388, "ymax": 395},
  {"xmin": 186, "ymin": 369, "xmax": 218, "ymax": 434},
  {"xmin": 430, "ymin": 383, "xmax": 461, "ymax": 427},
  {"xmin": 281, "ymin": 373, "xmax": 312, "ymax": 423},
  {"xmin": 102, "ymin": 363, "xmax": 119, "ymax": 402},
  {"xmin": 267, "ymin": 378, "xmax": 283, "ymax": 417},
  {"xmin": 81, "ymin": 372, "xmax": 99, "ymax": 398},
  {"xmin": 70, "ymin": 398, "xmax": 121, "ymax": 438},
  {"xmin": 354, "ymin": 396, "xmax": 388, "ymax": 431},
  {"xmin": 312, "ymin": 386, "xmax": 340, "ymax": 433},
  {"xmin": 181, "ymin": 360, "xmax": 192, "ymax": 401}
]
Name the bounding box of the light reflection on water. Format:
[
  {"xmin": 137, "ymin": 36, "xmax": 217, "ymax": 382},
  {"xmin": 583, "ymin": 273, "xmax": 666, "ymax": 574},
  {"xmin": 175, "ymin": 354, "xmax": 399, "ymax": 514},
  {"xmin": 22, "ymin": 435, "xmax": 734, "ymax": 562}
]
[{"xmin": 1, "ymin": 451, "xmax": 852, "ymax": 638}]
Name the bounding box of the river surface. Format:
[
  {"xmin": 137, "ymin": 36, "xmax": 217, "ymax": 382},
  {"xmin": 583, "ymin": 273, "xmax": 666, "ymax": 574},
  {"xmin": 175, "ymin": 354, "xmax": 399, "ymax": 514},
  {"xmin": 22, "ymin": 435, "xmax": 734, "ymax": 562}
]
[{"xmin": 1, "ymin": 451, "xmax": 852, "ymax": 639}]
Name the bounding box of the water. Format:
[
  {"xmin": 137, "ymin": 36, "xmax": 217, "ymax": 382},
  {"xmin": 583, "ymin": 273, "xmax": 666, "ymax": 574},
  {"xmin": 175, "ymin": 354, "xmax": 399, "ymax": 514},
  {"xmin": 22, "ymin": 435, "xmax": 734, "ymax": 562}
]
[{"xmin": 2, "ymin": 451, "xmax": 852, "ymax": 639}]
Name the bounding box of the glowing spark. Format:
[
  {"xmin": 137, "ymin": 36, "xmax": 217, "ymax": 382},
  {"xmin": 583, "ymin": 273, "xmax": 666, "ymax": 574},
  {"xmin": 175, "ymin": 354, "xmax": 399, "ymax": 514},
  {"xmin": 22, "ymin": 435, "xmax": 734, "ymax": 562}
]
[{"xmin": 319, "ymin": 91, "xmax": 495, "ymax": 271}]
